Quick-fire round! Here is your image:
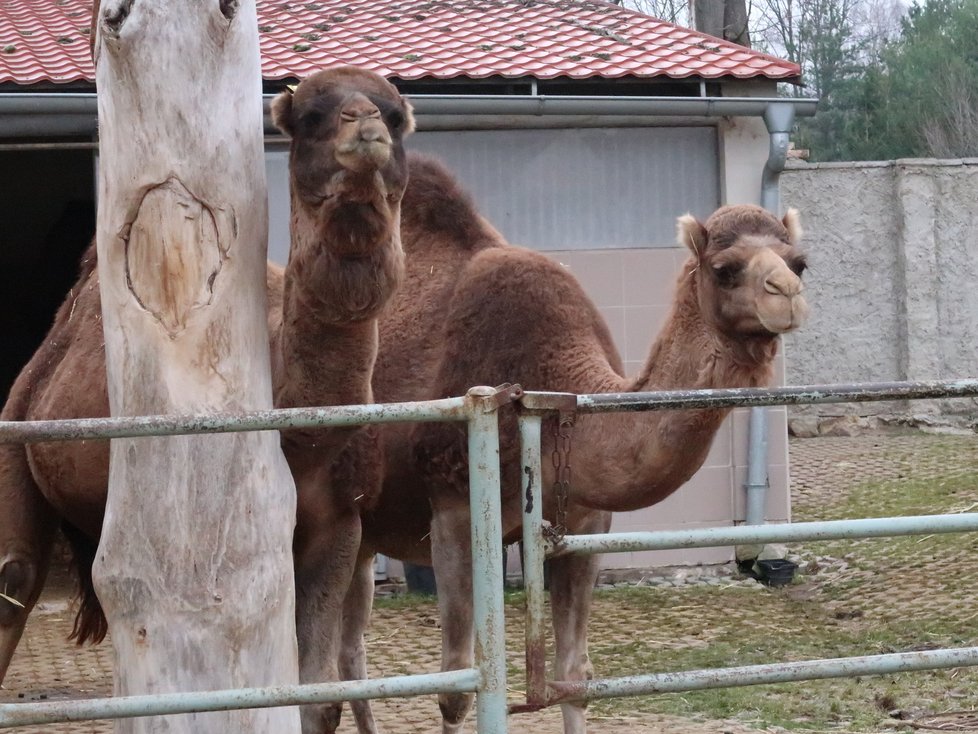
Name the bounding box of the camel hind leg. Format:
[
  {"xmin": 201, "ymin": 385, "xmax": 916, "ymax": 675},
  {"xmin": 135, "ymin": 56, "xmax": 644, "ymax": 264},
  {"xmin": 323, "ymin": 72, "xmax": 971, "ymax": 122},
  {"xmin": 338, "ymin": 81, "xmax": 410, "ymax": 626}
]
[
  {"xmin": 60, "ymin": 522, "xmax": 108, "ymax": 645},
  {"xmin": 547, "ymin": 510, "xmax": 612, "ymax": 734},
  {"xmin": 430, "ymin": 495, "xmax": 476, "ymax": 734},
  {"xmin": 0, "ymin": 442, "xmax": 58, "ymax": 686}
]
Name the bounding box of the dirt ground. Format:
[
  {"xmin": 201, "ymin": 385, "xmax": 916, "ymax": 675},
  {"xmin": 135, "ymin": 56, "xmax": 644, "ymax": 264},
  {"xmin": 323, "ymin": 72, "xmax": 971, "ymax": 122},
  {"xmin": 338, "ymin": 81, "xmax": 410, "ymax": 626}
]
[{"xmin": 2, "ymin": 432, "xmax": 976, "ymax": 733}]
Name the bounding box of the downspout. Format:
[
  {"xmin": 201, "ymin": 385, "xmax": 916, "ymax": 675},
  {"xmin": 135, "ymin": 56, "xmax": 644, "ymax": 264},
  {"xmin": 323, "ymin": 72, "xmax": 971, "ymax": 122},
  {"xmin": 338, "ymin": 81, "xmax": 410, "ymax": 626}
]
[{"xmin": 744, "ymin": 102, "xmax": 797, "ymax": 531}]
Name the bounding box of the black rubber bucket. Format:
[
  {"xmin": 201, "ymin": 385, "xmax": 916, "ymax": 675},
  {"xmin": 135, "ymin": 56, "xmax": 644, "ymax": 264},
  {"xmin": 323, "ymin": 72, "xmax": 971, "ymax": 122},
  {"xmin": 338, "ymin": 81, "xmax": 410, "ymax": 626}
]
[{"xmin": 757, "ymin": 559, "xmax": 798, "ymax": 587}]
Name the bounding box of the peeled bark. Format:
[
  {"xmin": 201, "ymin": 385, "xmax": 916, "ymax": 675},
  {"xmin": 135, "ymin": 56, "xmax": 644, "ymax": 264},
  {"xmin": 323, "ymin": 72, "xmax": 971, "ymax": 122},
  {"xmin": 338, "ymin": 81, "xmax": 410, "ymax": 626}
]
[{"xmin": 91, "ymin": 2, "xmax": 300, "ymax": 732}]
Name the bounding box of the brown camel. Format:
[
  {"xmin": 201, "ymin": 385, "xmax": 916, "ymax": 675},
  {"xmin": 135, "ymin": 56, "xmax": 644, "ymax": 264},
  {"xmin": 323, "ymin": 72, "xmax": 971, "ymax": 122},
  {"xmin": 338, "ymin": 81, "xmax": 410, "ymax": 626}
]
[
  {"xmin": 338, "ymin": 155, "xmax": 809, "ymax": 734},
  {"xmin": 0, "ymin": 66, "xmax": 412, "ymax": 734}
]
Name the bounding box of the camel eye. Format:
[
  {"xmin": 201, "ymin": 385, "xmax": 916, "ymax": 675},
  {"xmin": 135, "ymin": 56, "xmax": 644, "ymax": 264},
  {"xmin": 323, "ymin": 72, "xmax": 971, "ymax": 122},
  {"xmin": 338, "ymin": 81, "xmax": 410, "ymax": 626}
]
[
  {"xmin": 385, "ymin": 108, "xmax": 405, "ymax": 130},
  {"xmin": 712, "ymin": 263, "xmax": 742, "ymax": 287},
  {"xmin": 789, "ymin": 257, "xmax": 808, "ymax": 277},
  {"xmin": 301, "ymin": 110, "xmax": 323, "ymax": 131}
]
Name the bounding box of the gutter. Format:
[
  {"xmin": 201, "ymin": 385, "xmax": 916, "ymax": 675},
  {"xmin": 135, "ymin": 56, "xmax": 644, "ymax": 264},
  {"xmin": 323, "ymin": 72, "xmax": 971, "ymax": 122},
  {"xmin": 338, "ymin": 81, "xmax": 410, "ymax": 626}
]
[
  {"xmin": 743, "ymin": 102, "xmax": 798, "ymax": 543},
  {"xmin": 0, "ymin": 92, "xmax": 817, "ymax": 138}
]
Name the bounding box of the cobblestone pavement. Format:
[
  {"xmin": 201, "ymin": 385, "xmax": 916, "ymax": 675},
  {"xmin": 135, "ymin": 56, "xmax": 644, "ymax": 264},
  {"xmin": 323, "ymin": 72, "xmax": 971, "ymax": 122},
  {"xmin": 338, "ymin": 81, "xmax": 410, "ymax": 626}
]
[
  {"xmin": 2, "ymin": 432, "xmax": 976, "ymax": 733},
  {"xmin": 0, "ymin": 572, "xmax": 761, "ymax": 734}
]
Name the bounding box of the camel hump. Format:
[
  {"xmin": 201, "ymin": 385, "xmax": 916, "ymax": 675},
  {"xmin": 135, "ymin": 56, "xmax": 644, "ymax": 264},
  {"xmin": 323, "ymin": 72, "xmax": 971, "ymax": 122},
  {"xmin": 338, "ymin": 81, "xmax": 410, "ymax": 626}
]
[
  {"xmin": 2, "ymin": 241, "xmax": 102, "ymax": 420},
  {"xmin": 445, "ymin": 244, "xmax": 623, "ymax": 376},
  {"xmin": 468, "ymin": 245, "xmax": 587, "ymax": 303},
  {"xmin": 402, "ymin": 152, "xmax": 502, "ymax": 250}
]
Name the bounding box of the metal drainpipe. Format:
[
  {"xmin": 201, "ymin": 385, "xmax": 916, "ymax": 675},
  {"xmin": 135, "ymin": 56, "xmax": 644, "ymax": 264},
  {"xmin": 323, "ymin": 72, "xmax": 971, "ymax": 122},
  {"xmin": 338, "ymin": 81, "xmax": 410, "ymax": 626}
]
[{"xmin": 744, "ymin": 102, "xmax": 796, "ymax": 532}]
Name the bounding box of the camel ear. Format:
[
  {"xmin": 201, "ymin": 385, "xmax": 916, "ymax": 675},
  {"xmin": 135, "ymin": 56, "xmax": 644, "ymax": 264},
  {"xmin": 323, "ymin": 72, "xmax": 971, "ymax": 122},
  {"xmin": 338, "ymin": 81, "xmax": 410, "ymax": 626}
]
[
  {"xmin": 271, "ymin": 90, "xmax": 295, "ymax": 138},
  {"xmin": 402, "ymin": 99, "xmax": 416, "ymax": 136},
  {"xmin": 782, "ymin": 208, "xmax": 803, "ymax": 245},
  {"xmin": 677, "ymin": 214, "xmax": 707, "ymax": 256}
]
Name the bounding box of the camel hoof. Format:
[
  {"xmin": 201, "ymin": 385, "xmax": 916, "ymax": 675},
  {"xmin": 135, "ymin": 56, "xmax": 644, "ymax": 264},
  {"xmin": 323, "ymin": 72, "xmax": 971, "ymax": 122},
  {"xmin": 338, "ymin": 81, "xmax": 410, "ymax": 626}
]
[{"xmin": 438, "ymin": 692, "xmax": 472, "ymax": 732}]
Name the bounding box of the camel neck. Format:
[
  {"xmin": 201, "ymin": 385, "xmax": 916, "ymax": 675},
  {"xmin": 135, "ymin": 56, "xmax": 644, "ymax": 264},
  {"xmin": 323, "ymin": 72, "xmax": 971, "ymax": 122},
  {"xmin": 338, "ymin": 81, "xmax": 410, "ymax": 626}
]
[
  {"xmin": 571, "ymin": 263, "xmax": 779, "ymax": 513},
  {"xmin": 274, "ymin": 201, "xmax": 403, "ymax": 417}
]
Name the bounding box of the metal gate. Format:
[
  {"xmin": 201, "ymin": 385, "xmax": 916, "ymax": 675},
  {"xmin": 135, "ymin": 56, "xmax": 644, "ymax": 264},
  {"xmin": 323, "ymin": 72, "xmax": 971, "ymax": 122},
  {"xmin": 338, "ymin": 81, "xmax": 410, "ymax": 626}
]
[{"xmin": 1, "ymin": 379, "xmax": 978, "ymax": 731}]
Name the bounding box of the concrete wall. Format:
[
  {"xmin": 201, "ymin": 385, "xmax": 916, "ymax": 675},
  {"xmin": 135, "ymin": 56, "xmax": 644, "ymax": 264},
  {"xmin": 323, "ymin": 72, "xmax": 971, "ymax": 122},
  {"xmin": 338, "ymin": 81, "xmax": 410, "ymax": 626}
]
[{"xmin": 781, "ymin": 159, "xmax": 978, "ymax": 431}]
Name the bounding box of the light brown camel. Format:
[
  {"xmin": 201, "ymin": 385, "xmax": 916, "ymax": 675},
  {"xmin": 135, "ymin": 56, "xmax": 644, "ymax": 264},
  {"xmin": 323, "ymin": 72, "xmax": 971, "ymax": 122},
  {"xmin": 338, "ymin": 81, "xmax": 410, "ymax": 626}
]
[
  {"xmin": 0, "ymin": 66, "xmax": 412, "ymax": 734},
  {"xmin": 339, "ymin": 155, "xmax": 809, "ymax": 734}
]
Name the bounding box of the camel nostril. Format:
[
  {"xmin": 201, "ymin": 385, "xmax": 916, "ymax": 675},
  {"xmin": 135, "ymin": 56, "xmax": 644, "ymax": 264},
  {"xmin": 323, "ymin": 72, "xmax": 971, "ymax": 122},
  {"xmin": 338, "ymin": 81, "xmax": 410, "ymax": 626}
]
[
  {"xmin": 764, "ymin": 273, "xmax": 802, "ymax": 298},
  {"xmin": 764, "ymin": 279, "xmax": 784, "ymax": 296}
]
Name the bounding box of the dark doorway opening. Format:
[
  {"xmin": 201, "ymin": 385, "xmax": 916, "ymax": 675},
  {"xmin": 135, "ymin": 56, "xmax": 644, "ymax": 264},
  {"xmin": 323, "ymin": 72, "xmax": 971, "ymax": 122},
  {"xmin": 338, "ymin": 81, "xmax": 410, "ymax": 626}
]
[{"xmin": 0, "ymin": 147, "xmax": 95, "ymax": 403}]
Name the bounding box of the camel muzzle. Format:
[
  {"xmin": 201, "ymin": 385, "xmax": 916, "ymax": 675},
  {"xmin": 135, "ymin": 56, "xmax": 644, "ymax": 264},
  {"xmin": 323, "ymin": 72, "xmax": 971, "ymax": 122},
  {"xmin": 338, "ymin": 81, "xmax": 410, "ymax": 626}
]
[
  {"xmin": 335, "ymin": 101, "xmax": 394, "ymax": 173},
  {"xmin": 758, "ymin": 293, "xmax": 808, "ymax": 334},
  {"xmin": 335, "ymin": 132, "xmax": 392, "ymax": 173}
]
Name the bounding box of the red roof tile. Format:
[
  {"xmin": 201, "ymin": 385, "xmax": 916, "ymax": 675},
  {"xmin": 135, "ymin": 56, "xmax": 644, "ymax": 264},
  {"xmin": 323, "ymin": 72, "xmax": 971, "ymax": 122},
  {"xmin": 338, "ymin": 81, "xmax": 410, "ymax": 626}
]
[
  {"xmin": 0, "ymin": 0, "xmax": 800, "ymax": 86},
  {"xmin": 0, "ymin": 1, "xmax": 93, "ymax": 84}
]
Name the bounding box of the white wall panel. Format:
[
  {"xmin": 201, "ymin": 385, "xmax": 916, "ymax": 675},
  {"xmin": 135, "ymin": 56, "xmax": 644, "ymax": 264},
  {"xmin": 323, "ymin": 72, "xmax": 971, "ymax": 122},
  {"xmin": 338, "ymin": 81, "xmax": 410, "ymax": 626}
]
[{"xmin": 410, "ymin": 126, "xmax": 719, "ymax": 249}]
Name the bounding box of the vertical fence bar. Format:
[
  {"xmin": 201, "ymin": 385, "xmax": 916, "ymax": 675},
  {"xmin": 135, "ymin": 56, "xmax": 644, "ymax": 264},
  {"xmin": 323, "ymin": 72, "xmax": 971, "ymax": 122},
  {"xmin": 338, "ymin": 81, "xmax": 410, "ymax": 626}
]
[
  {"xmin": 466, "ymin": 387, "xmax": 508, "ymax": 734},
  {"xmin": 518, "ymin": 413, "xmax": 548, "ymax": 707},
  {"xmin": 745, "ymin": 406, "xmax": 769, "ymax": 526}
]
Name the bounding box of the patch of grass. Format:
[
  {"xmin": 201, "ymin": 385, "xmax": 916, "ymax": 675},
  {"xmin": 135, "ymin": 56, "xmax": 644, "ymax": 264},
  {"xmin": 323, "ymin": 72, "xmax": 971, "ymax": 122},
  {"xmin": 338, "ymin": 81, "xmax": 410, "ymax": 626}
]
[
  {"xmin": 578, "ymin": 437, "xmax": 978, "ymax": 730},
  {"xmin": 373, "ymin": 592, "xmax": 437, "ymax": 611},
  {"xmin": 581, "ymin": 584, "xmax": 978, "ymax": 730}
]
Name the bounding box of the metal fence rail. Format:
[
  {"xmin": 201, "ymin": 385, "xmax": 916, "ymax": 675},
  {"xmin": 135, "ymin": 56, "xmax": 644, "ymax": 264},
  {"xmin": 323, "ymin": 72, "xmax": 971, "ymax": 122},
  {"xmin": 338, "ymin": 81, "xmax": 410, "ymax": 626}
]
[
  {"xmin": 0, "ymin": 671, "xmax": 482, "ymax": 728},
  {"xmin": 0, "ymin": 385, "xmax": 517, "ymax": 733},
  {"xmin": 1, "ymin": 379, "xmax": 977, "ymax": 730},
  {"xmin": 517, "ymin": 379, "xmax": 978, "ymax": 713}
]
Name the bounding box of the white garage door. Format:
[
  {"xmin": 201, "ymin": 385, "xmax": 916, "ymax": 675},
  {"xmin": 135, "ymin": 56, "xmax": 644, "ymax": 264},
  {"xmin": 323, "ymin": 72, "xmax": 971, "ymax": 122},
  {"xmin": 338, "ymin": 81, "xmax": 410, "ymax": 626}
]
[{"xmin": 265, "ymin": 125, "xmax": 719, "ymax": 263}]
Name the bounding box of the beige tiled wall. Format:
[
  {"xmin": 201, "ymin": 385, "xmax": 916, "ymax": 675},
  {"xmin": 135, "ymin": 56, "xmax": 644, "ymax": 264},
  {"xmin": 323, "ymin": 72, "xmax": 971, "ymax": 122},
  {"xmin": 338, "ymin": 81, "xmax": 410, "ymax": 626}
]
[{"xmin": 546, "ymin": 246, "xmax": 790, "ymax": 570}]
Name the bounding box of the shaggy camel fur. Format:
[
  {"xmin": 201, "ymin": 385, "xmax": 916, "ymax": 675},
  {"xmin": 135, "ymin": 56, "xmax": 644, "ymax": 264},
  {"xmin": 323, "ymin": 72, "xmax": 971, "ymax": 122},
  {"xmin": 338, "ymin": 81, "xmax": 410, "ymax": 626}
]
[
  {"xmin": 337, "ymin": 156, "xmax": 809, "ymax": 734},
  {"xmin": 0, "ymin": 66, "xmax": 412, "ymax": 734}
]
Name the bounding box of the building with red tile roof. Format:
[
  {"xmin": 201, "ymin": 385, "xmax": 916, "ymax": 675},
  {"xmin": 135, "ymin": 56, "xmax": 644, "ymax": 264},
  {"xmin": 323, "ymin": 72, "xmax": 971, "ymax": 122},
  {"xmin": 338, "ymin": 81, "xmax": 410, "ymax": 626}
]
[{"xmin": 0, "ymin": 1, "xmax": 815, "ymax": 572}]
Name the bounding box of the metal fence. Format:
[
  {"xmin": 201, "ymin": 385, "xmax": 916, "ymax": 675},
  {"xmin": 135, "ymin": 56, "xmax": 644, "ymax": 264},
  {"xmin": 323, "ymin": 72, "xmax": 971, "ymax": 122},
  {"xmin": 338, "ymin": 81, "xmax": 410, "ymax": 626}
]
[{"xmin": 1, "ymin": 379, "xmax": 978, "ymax": 731}]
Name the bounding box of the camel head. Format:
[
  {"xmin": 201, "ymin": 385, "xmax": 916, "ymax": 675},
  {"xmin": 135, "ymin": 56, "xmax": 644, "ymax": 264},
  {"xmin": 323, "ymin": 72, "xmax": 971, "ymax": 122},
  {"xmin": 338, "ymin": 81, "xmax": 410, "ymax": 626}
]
[
  {"xmin": 678, "ymin": 204, "xmax": 808, "ymax": 338},
  {"xmin": 271, "ymin": 66, "xmax": 414, "ymax": 257}
]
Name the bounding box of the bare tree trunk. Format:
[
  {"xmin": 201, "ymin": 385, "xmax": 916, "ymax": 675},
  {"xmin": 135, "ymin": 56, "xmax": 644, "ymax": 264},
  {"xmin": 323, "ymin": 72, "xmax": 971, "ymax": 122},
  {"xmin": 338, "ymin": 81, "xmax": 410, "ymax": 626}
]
[
  {"xmin": 724, "ymin": 0, "xmax": 751, "ymax": 46},
  {"xmin": 690, "ymin": 0, "xmax": 752, "ymax": 46},
  {"xmin": 91, "ymin": 2, "xmax": 300, "ymax": 732},
  {"xmin": 691, "ymin": 0, "xmax": 724, "ymax": 37}
]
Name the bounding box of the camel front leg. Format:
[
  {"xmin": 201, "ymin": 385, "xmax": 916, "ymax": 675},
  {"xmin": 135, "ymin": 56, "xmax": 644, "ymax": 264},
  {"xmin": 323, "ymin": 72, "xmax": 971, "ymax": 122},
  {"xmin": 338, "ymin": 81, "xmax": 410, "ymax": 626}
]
[
  {"xmin": 548, "ymin": 510, "xmax": 612, "ymax": 734},
  {"xmin": 293, "ymin": 467, "xmax": 362, "ymax": 734},
  {"xmin": 0, "ymin": 443, "xmax": 58, "ymax": 687},
  {"xmin": 431, "ymin": 496, "xmax": 475, "ymax": 734},
  {"xmin": 340, "ymin": 546, "xmax": 378, "ymax": 734}
]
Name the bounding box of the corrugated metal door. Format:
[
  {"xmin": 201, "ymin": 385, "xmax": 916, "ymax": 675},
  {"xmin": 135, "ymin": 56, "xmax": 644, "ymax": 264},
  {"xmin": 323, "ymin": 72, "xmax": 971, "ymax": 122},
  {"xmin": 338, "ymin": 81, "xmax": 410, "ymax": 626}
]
[
  {"xmin": 410, "ymin": 126, "xmax": 719, "ymax": 249},
  {"xmin": 266, "ymin": 125, "xmax": 719, "ymax": 262}
]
